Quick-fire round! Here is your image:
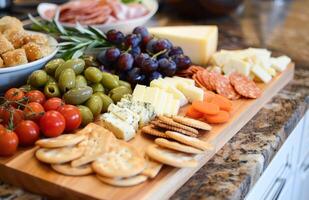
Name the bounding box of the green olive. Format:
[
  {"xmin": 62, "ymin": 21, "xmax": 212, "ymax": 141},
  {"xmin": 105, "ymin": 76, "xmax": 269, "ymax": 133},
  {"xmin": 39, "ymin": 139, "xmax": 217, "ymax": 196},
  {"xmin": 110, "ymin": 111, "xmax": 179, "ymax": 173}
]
[
  {"xmin": 46, "ymin": 75, "xmax": 57, "ymax": 84},
  {"xmin": 75, "ymin": 75, "xmax": 88, "ymax": 88},
  {"xmin": 58, "ymin": 68, "xmax": 76, "ymax": 93},
  {"xmin": 118, "ymin": 80, "xmax": 132, "ymax": 89},
  {"xmin": 91, "ymin": 83, "xmax": 105, "ymax": 93},
  {"xmin": 55, "ymin": 58, "xmax": 85, "ymax": 79},
  {"xmin": 85, "ymin": 94, "xmax": 103, "ymax": 117},
  {"xmin": 108, "ymin": 86, "xmax": 132, "ymax": 103},
  {"xmin": 29, "ymin": 70, "xmax": 48, "ymax": 88},
  {"xmin": 63, "ymin": 86, "xmax": 93, "ymax": 105},
  {"xmin": 44, "ymin": 82, "xmax": 61, "ymax": 98},
  {"xmin": 84, "ymin": 67, "xmax": 102, "ymax": 83},
  {"xmin": 77, "ymin": 105, "xmax": 94, "ymax": 126},
  {"xmin": 94, "ymin": 92, "xmax": 113, "ymax": 113},
  {"xmin": 83, "ymin": 55, "xmax": 100, "ymax": 68},
  {"xmin": 44, "ymin": 58, "xmax": 65, "ymax": 75},
  {"xmin": 101, "ymin": 72, "xmax": 119, "ymax": 90}
]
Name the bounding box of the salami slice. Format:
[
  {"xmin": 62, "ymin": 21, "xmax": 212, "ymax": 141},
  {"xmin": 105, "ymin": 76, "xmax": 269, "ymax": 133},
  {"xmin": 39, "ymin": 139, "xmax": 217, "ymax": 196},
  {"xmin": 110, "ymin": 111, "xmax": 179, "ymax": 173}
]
[
  {"xmin": 201, "ymin": 70, "xmax": 213, "ymax": 91},
  {"xmin": 192, "ymin": 74, "xmax": 204, "ymax": 88},
  {"xmin": 214, "ymin": 74, "xmax": 240, "ymax": 100},
  {"xmin": 208, "ymin": 72, "xmax": 219, "ymax": 91},
  {"xmin": 229, "ymin": 72, "xmax": 261, "ymax": 99}
]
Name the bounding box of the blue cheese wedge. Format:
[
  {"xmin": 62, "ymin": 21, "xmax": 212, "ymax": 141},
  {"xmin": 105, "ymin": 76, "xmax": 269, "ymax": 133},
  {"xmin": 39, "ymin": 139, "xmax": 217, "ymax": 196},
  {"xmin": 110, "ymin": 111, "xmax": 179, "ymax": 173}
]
[
  {"xmin": 108, "ymin": 104, "xmax": 140, "ymax": 130},
  {"xmin": 99, "ymin": 113, "xmax": 136, "ymax": 141}
]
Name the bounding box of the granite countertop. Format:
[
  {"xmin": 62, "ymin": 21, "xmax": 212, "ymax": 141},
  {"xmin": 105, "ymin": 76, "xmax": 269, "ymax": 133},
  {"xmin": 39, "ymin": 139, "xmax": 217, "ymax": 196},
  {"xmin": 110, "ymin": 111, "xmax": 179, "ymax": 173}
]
[{"xmin": 1, "ymin": 0, "xmax": 308, "ymax": 200}]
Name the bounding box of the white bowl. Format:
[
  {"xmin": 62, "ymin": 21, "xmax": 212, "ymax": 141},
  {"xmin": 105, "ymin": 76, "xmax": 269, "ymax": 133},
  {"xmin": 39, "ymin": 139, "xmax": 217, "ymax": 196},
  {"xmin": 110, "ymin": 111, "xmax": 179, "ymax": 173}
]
[
  {"xmin": 37, "ymin": 0, "xmax": 158, "ymax": 33},
  {"xmin": 0, "ymin": 31, "xmax": 58, "ymax": 93}
]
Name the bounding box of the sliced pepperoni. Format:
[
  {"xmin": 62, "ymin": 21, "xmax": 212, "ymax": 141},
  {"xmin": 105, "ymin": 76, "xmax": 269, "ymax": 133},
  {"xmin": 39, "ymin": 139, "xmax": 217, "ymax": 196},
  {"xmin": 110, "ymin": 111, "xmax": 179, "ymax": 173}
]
[
  {"xmin": 215, "ymin": 75, "xmax": 240, "ymax": 100},
  {"xmin": 201, "ymin": 70, "xmax": 213, "ymax": 91},
  {"xmin": 192, "ymin": 74, "xmax": 204, "ymax": 88},
  {"xmin": 229, "ymin": 72, "xmax": 262, "ymax": 99},
  {"xmin": 208, "ymin": 72, "xmax": 219, "ymax": 91}
]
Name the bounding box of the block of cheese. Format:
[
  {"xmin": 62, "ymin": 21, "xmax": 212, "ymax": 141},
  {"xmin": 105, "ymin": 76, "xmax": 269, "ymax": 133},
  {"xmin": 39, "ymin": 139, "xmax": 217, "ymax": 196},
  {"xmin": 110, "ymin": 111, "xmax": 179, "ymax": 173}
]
[
  {"xmin": 270, "ymin": 56, "xmax": 291, "ymax": 72},
  {"xmin": 251, "ymin": 64, "xmax": 272, "ymax": 83},
  {"xmin": 132, "ymin": 84, "xmax": 146, "ymax": 101},
  {"xmin": 177, "ymin": 84, "xmax": 204, "ymax": 102},
  {"xmin": 107, "ymin": 104, "xmax": 140, "ymax": 130},
  {"xmin": 162, "ymin": 93, "xmax": 174, "ymax": 116},
  {"xmin": 171, "ymin": 76, "xmax": 195, "ymax": 86},
  {"xmin": 143, "ymin": 87, "xmax": 160, "ymax": 105},
  {"xmin": 170, "ymin": 99, "xmax": 180, "ymax": 116},
  {"xmin": 149, "ymin": 26, "xmax": 218, "ymax": 65}
]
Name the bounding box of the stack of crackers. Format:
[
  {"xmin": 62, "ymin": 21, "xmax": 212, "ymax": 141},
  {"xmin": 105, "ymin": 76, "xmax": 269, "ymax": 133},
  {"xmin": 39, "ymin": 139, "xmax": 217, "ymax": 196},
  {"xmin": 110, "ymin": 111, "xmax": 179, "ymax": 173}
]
[
  {"xmin": 142, "ymin": 116, "xmax": 214, "ymax": 168},
  {"xmin": 35, "ymin": 123, "xmax": 162, "ymax": 187}
]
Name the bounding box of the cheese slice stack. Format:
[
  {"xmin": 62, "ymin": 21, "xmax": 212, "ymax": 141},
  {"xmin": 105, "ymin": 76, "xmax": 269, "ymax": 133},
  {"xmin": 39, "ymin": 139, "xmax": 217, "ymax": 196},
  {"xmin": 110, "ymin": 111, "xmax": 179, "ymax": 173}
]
[
  {"xmin": 210, "ymin": 48, "xmax": 291, "ymax": 83},
  {"xmin": 149, "ymin": 26, "xmax": 218, "ymax": 65}
]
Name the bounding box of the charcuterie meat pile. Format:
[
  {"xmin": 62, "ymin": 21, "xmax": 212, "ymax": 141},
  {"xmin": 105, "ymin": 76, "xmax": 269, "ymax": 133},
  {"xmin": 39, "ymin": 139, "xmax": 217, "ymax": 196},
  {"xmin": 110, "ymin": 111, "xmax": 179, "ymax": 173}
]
[
  {"xmin": 178, "ymin": 65, "xmax": 261, "ymax": 100},
  {"xmin": 44, "ymin": 0, "xmax": 149, "ymax": 25}
]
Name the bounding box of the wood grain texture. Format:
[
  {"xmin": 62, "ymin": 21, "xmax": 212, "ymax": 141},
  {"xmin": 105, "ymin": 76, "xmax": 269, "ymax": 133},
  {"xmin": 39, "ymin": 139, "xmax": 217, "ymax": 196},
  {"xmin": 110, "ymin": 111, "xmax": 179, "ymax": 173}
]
[{"xmin": 0, "ymin": 64, "xmax": 294, "ymax": 200}]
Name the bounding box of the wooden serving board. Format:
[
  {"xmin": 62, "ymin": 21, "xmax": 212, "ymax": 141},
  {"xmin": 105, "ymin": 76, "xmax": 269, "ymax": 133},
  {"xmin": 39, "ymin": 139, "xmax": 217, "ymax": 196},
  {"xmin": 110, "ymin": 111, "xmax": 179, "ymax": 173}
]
[{"xmin": 0, "ymin": 64, "xmax": 294, "ymax": 200}]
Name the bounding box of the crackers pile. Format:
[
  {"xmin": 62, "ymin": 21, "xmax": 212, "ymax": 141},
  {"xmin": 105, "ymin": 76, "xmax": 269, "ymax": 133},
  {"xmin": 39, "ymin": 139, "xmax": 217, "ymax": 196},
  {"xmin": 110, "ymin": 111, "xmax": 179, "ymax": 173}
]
[
  {"xmin": 142, "ymin": 116, "xmax": 214, "ymax": 168},
  {"xmin": 35, "ymin": 123, "xmax": 162, "ymax": 187}
]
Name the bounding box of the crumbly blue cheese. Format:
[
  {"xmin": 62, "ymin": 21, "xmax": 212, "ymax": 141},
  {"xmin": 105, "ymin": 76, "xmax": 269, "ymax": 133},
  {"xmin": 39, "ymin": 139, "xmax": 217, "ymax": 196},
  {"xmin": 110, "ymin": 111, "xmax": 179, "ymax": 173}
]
[
  {"xmin": 108, "ymin": 104, "xmax": 140, "ymax": 130},
  {"xmin": 99, "ymin": 113, "xmax": 136, "ymax": 141}
]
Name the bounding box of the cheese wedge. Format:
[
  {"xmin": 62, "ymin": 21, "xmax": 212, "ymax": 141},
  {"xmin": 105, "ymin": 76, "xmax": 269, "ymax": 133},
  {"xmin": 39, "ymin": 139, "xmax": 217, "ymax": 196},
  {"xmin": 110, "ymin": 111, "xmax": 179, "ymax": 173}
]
[
  {"xmin": 177, "ymin": 84, "xmax": 204, "ymax": 102},
  {"xmin": 251, "ymin": 64, "xmax": 272, "ymax": 83},
  {"xmin": 270, "ymin": 56, "xmax": 291, "ymax": 72},
  {"xmin": 149, "ymin": 26, "xmax": 218, "ymax": 65}
]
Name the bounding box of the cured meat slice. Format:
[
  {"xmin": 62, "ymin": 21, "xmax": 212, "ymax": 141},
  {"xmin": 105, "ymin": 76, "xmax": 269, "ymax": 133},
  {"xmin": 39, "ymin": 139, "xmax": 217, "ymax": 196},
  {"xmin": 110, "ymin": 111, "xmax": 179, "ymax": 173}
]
[
  {"xmin": 208, "ymin": 72, "xmax": 219, "ymax": 91},
  {"xmin": 201, "ymin": 70, "xmax": 213, "ymax": 91},
  {"xmin": 192, "ymin": 74, "xmax": 204, "ymax": 88},
  {"xmin": 214, "ymin": 75, "xmax": 240, "ymax": 100},
  {"xmin": 229, "ymin": 72, "xmax": 262, "ymax": 99}
]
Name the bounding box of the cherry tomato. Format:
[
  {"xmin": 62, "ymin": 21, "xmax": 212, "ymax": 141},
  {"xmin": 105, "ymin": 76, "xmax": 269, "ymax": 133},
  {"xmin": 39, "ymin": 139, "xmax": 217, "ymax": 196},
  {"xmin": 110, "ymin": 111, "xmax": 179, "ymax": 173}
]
[
  {"xmin": 15, "ymin": 120, "xmax": 40, "ymax": 146},
  {"xmin": 25, "ymin": 90, "xmax": 46, "ymax": 105},
  {"xmin": 58, "ymin": 105, "xmax": 82, "ymax": 132},
  {"xmin": 39, "ymin": 111, "xmax": 65, "ymax": 137},
  {"xmin": 0, "ymin": 124, "xmax": 5, "ymax": 134},
  {"xmin": 0, "ymin": 129, "xmax": 19, "ymax": 156},
  {"xmin": 43, "ymin": 98, "xmax": 64, "ymax": 111},
  {"xmin": 24, "ymin": 102, "xmax": 45, "ymax": 122},
  {"xmin": 2, "ymin": 108, "xmax": 24, "ymax": 128},
  {"xmin": 0, "ymin": 106, "xmax": 6, "ymax": 123},
  {"xmin": 4, "ymin": 88, "xmax": 25, "ymax": 102}
]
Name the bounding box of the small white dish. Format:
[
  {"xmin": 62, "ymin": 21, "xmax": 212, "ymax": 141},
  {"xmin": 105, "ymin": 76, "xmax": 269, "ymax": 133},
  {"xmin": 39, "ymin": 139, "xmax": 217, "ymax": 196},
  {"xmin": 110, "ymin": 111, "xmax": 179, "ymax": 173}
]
[
  {"xmin": 37, "ymin": 0, "xmax": 158, "ymax": 33},
  {"xmin": 0, "ymin": 31, "xmax": 58, "ymax": 92}
]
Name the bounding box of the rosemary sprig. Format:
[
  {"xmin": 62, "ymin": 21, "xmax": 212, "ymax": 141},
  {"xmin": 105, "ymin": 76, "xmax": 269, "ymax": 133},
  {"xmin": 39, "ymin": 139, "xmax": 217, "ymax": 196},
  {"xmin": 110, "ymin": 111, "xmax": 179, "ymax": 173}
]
[{"xmin": 28, "ymin": 14, "xmax": 112, "ymax": 60}]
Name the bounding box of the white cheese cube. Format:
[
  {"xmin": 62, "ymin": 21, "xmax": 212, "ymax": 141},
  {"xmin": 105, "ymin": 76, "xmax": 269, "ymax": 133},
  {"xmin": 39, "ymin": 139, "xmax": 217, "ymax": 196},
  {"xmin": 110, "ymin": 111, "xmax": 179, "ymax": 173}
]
[
  {"xmin": 162, "ymin": 93, "xmax": 174, "ymax": 116},
  {"xmin": 270, "ymin": 56, "xmax": 291, "ymax": 72},
  {"xmin": 143, "ymin": 87, "xmax": 160, "ymax": 105},
  {"xmin": 251, "ymin": 64, "xmax": 272, "ymax": 83},
  {"xmin": 170, "ymin": 99, "xmax": 180, "ymax": 116},
  {"xmin": 153, "ymin": 90, "xmax": 167, "ymax": 115},
  {"xmin": 107, "ymin": 104, "xmax": 140, "ymax": 130},
  {"xmin": 132, "ymin": 84, "xmax": 146, "ymax": 101},
  {"xmin": 222, "ymin": 58, "xmax": 251, "ymax": 76},
  {"xmin": 171, "ymin": 76, "xmax": 195, "ymax": 86}
]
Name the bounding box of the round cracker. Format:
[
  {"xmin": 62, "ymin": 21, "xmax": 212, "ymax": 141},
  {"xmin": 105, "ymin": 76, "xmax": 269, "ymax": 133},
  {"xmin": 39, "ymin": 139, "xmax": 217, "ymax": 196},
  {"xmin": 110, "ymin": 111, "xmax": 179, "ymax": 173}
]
[
  {"xmin": 141, "ymin": 125, "xmax": 169, "ymax": 138},
  {"xmin": 35, "ymin": 146, "xmax": 84, "ymax": 164},
  {"xmin": 146, "ymin": 145, "xmax": 198, "ymax": 168},
  {"xmin": 96, "ymin": 175, "xmax": 148, "ymax": 187},
  {"xmin": 35, "ymin": 134, "xmax": 86, "ymax": 148},
  {"xmin": 155, "ymin": 138, "xmax": 203, "ymax": 154},
  {"xmin": 150, "ymin": 120, "xmax": 197, "ymax": 137},
  {"xmin": 51, "ymin": 163, "xmax": 93, "ymax": 176},
  {"xmin": 92, "ymin": 141, "xmax": 146, "ymax": 178},
  {"xmin": 165, "ymin": 131, "xmax": 213, "ymax": 151},
  {"xmin": 157, "ymin": 116, "xmax": 199, "ymax": 135},
  {"xmin": 172, "ymin": 116, "xmax": 212, "ymax": 131}
]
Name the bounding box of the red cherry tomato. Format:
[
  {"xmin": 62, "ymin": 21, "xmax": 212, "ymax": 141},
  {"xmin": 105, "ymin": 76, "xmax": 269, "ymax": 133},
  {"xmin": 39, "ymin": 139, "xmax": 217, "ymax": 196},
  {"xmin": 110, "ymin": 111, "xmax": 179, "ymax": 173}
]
[
  {"xmin": 39, "ymin": 111, "xmax": 65, "ymax": 137},
  {"xmin": 4, "ymin": 88, "xmax": 25, "ymax": 102},
  {"xmin": 15, "ymin": 120, "xmax": 40, "ymax": 146},
  {"xmin": 25, "ymin": 90, "xmax": 46, "ymax": 105},
  {"xmin": 0, "ymin": 129, "xmax": 19, "ymax": 156},
  {"xmin": 43, "ymin": 98, "xmax": 64, "ymax": 111},
  {"xmin": 0, "ymin": 124, "xmax": 5, "ymax": 134},
  {"xmin": 58, "ymin": 105, "xmax": 82, "ymax": 132},
  {"xmin": 24, "ymin": 102, "xmax": 45, "ymax": 122},
  {"xmin": 2, "ymin": 108, "xmax": 24, "ymax": 128}
]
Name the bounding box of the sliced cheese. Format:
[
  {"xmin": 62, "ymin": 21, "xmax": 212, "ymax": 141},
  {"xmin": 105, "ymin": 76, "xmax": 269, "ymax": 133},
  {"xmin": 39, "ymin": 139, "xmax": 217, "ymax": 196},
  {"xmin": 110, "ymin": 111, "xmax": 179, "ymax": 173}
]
[
  {"xmin": 177, "ymin": 84, "xmax": 204, "ymax": 102},
  {"xmin": 162, "ymin": 93, "xmax": 173, "ymax": 116},
  {"xmin": 171, "ymin": 76, "xmax": 195, "ymax": 86},
  {"xmin": 222, "ymin": 58, "xmax": 251, "ymax": 76},
  {"xmin": 132, "ymin": 84, "xmax": 146, "ymax": 101},
  {"xmin": 153, "ymin": 90, "xmax": 167, "ymax": 115},
  {"xmin": 149, "ymin": 26, "xmax": 218, "ymax": 65},
  {"xmin": 251, "ymin": 64, "xmax": 272, "ymax": 83},
  {"xmin": 270, "ymin": 56, "xmax": 291, "ymax": 72},
  {"xmin": 143, "ymin": 87, "xmax": 160, "ymax": 105},
  {"xmin": 170, "ymin": 99, "xmax": 180, "ymax": 116},
  {"xmin": 165, "ymin": 86, "xmax": 188, "ymax": 106}
]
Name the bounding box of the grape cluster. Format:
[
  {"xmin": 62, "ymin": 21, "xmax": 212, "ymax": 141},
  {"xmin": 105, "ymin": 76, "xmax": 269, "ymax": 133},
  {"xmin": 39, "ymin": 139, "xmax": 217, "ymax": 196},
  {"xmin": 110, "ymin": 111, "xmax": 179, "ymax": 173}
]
[{"xmin": 97, "ymin": 26, "xmax": 191, "ymax": 85}]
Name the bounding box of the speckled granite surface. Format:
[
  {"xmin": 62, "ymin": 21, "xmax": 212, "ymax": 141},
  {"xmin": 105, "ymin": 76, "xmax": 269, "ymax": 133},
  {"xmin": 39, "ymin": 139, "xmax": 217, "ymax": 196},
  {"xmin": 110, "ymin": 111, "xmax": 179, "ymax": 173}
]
[{"xmin": 1, "ymin": 0, "xmax": 308, "ymax": 200}]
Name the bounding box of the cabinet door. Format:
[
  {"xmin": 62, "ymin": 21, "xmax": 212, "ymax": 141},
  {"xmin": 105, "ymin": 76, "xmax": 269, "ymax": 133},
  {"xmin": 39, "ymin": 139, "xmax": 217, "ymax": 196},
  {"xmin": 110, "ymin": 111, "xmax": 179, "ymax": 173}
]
[{"xmin": 295, "ymin": 153, "xmax": 309, "ymax": 200}]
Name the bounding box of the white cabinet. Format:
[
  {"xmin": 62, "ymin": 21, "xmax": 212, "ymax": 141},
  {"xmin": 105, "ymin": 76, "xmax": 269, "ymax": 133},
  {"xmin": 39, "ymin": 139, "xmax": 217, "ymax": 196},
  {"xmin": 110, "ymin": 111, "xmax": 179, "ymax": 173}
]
[{"xmin": 245, "ymin": 110, "xmax": 308, "ymax": 200}]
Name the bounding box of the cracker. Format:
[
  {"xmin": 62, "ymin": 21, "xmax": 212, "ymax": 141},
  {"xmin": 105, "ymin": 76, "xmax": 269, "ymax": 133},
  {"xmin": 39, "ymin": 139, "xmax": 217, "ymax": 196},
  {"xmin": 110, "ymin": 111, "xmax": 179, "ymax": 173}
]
[
  {"xmin": 165, "ymin": 131, "xmax": 213, "ymax": 151},
  {"xmin": 157, "ymin": 116, "xmax": 199, "ymax": 135},
  {"xmin": 141, "ymin": 158, "xmax": 163, "ymax": 178},
  {"xmin": 51, "ymin": 163, "xmax": 93, "ymax": 176},
  {"xmin": 35, "ymin": 134, "xmax": 86, "ymax": 148},
  {"xmin": 71, "ymin": 127, "xmax": 116, "ymax": 167},
  {"xmin": 141, "ymin": 125, "xmax": 169, "ymax": 138},
  {"xmin": 96, "ymin": 175, "xmax": 148, "ymax": 187},
  {"xmin": 36, "ymin": 146, "xmax": 84, "ymax": 164},
  {"xmin": 172, "ymin": 116, "xmax": 212, "ymax": 131},
  {"xmin": 146, "ymin": 145, "xmax": 198, "ymax": 168},
  {"xmin": 92, "ymin": 141, "xmax": 146, "ymax": 178},
  {"xmin": 155, "ymin": 138, "xmax": 203, "ymax": 154},
  {"xmin": 150, "ymin": 120, "xmax": 197, "ymax": 137}
]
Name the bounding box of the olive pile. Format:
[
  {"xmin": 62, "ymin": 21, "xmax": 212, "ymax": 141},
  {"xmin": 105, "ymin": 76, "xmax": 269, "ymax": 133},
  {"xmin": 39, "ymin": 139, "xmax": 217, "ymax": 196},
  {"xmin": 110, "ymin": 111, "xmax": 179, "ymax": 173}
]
[{"xmin": 25, "ymin": 57, "xmax": 132, "ymax": 119}]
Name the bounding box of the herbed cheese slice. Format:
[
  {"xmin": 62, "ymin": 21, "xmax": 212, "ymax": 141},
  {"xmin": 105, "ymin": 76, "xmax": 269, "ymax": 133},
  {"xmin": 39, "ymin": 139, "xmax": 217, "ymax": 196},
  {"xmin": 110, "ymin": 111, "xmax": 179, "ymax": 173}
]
[
  {"xmin": 149, "ymin": 26, "xmax": 218, "ymax": 65},
  {"xmin": 270, "ymin": 56, "xmax": 291, "ymax": 72},
  {"xmin": 100, "ymin": 113, "xmax": 136, "ymax": 141}
]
